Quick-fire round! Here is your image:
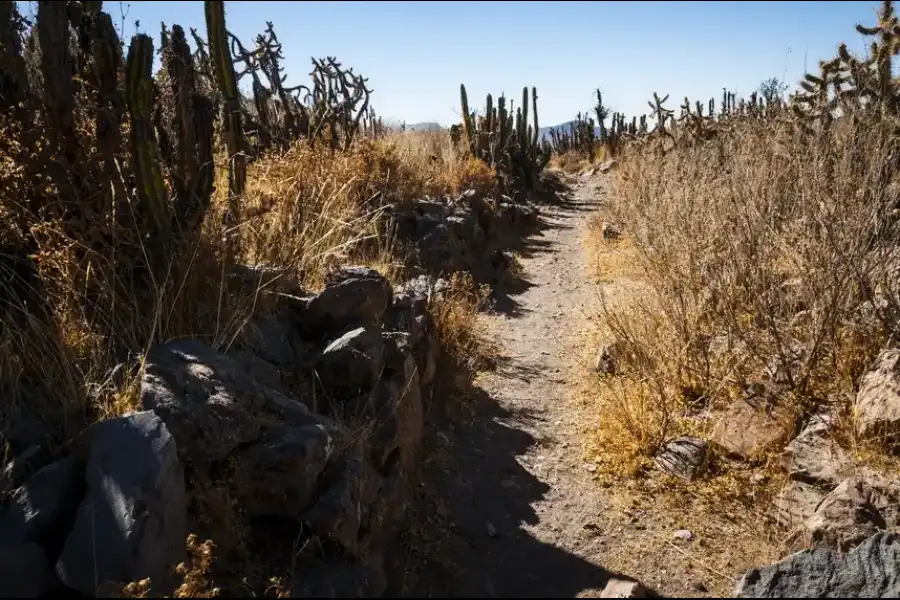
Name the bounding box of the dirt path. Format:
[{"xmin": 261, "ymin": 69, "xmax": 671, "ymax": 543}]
[{"xmin": 395, "ymin": 171, "xmax": 648, "ymax": 598}]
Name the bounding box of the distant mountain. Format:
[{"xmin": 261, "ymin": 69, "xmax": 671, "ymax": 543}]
[
  {"xmin": 539, "ymin": 121, "xmax": 603, "ymax": 142},
  {"xmin": 405, "ymin": 122, "xmax": 446, "ymax": 132}
]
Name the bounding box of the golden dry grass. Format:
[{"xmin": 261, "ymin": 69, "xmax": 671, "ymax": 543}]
[
  {"xmin": 582, "ymin": 113, "xmax": 899, "ymax": 477},
  {"xmin": 549, "ymin": 147, "xmax": 610, "ymax": 175},
  {"xmin": 0, "ymin": 128, "xmax": 496, "ymax": 437},
  {"xmin": 0, "ymin": 126, "xmax": 502, "ymax": 595}
]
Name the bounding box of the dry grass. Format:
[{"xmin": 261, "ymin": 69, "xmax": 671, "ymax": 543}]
[
  {"xmin": 0, "ymin": 124, "xmax": 503, "ymax": 594},
  {"xmin": 583, "ymin": 113, "xmax": 899, "ymax": 477},
  {"xmin": 573, "ymin": 11, "xmax": 900, "ymax": 578},
  {"xmin": 550, "ymin": 147, "xmax": 610, "ymax": 175},
  {"xmin": 0, "ymin": 128, "xmax": 497, "ymax": 438}
]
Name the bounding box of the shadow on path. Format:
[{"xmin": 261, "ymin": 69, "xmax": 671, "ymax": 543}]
[
  {"xmin": 482, "ymin": 181, "xmax": 599, "ymax": 319},
  {"xmin": 387, "ymin": 173, "xmax": 659, "ymax": 598}
]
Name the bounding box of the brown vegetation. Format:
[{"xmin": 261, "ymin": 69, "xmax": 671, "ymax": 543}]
[{"xmin": 573, "ymin": 0, "xmax": 900, "ymax": 586}]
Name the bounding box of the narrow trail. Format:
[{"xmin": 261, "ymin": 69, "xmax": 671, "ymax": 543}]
[{"xmin": 401, "ymin": 171, "xmax": 647, "ymax": 598}]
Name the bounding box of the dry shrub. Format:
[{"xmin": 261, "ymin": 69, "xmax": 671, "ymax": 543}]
[
  {"xmin": 0, "ymin": 129, "xmax": 481, "ymax": 443},
  {"xmin": 429, "ymin": 272, "xmax": 497, "ymax": 397},
  {"xmin": 389, "ymin": 130, "xmax": 497, "ymax": 197},
  {"xmin": 586, "ymin": 113, "xmax": 900, "ymax": 473}
]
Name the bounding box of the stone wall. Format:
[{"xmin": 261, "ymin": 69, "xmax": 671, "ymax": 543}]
[{"xmin": 0, "ymin": 189, "xmax": 542, "ymax": 598}]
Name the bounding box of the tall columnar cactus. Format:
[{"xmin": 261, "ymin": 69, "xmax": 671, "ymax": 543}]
[
  {"xmin": 125, "ymin": 33, "xmax": 171, "ymax": 264},
  {"xmin": 162, "ymin": 24, "xmax": 215, "ymax": 238},
  {"xmin": 458, "ymin": 82, "xmax": 551, "ymax": 190},
  {"xmin": 460, "ymin": 83, "xmax": 474, "ymax": 156},
  {"xmin": 37, "ymin": 1, "xmax": 77, "ymax": 166},
  {"xmin": 520, "ymin": 86, "xmax": 529, "ymax": 150},
  {"xmin": 205, "ymin": 0, "xmax": 244, "ymax": 243},
  {"xmin": 90, "ymin": 10, "xmax": 127, "ymax": 224}
]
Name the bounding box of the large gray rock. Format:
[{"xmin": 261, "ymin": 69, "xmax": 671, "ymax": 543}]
[
  {"xmin": 0, "ymin": 542, "xmax": 60, "ymax": 597},
  {"xmin": 314, "ymin": 326, "xmax": 385, "ymax": 392},
  {"xmin": 0, "ymin": 457, "xmax": 84, "ymax": 549},
  {"xmin": 56, "ymin": 411, "xmax": 186, "ymax": 595},
  {"xmin": 229, "ymin": 263, "xmax": 303, "ymax": 296},
  {"xmin": 141, "ymin": 339, "xmax": 321, "ymax": 463},
  {"xmin": 229, "ymin": 349, "xmax": 283, "ymax": 391},
  {"xmin": 387, "ymin": 277, "xmax": 444, "ymax": 387},
  {"xmin": 236, "ymin": 424, "xmax": 336, "ymax": 519},
  {"xmin": 240, "ymin": 309, "xmax": 297, "ymax": 365},
  {"xmin": 804, "ymin": 471, "xmax": 900, "ymax": 550},
  {"xmin": 855, "ymin": 349, "xmax": 900, "ymax": 443},
  {"xmin": 0, "ymin": 444, "xmax": 52, "ymax": 494},
  {"xmin": 782, "ymin": 413, "xmax": 848, "ymax": 487},
  {"xmin": 359, "ymin": 342, "xmax": 423, "ymax": 477},
  {"xmin": 735, "ymin": 532, "xmax": 900, "ymax": 597},
  {"xmin": 302, "ymin": 453, "xmax": 380, "ymax": 556},
  {"xmin": 304, "ymin": 267, "xmax": 393, "ymax": 336}
]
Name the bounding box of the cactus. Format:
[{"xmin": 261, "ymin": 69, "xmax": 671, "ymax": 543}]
[
  {"xmin": 125, "ymin": 33, "xmax": 171, "ymax": 265},
  {"xmin": 458, "ymin": 82, "xmax": 552, "ymax": 190},
  {"xmin": 37, "ymin": 1, "xmax": 77, "ymax": 166},
  {"xmin": 205, "ymin": 0, "xmax": 244, "ymax": 243}
]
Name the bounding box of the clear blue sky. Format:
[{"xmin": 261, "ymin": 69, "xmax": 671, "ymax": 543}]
[{"xmin": 20, "ymin": 1, "xmax": 883, "ymax": 127}]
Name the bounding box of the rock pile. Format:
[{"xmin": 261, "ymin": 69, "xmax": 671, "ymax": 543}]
[{"xmin": 0, "ymin": 266, "xmax": 445, "ymax": 598}]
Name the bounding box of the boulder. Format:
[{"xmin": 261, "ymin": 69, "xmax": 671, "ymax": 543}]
[
  {"xmin": 229, "ymin": 349, "xmax": 283, "ymax": 391},
  {"xmin": 56, "ymin": 411, "xmax": 186, "ymax": 595},
  {"xmin": 304, "ymin": 267, "xmax": 393, "ymax": 336},
  {"xmin": 0, "ymin": 457, "xmax": 84, "ymax": 551},
  {"xmin": 735, "ymin": 532, "xmax": 900, "ymax": 598},
  {"xmin": 599, "ymin": 578, "xmax": 645, "ymax": 598},
  {"xmin": 855, "ymin": 349, "xmax": 900, "ymax": 443},
  {"xmin": 0, "ymin": 444, "xmax": 52, "ymax": 493},
  {"xmin": 710, "ymin": 384, "xmax": 796, "ymax": 460},
  {"xmin": 302, "ymin": 453, "xmax": 380, "ymax": 556},
  {"xmin": 229, "ymin": 263, "xmax": 303, "ymax": 296},
  {"xmin": 0, "ymin": 542, "xmax": 60, "ymax": 597},
  {"xmin": 240, "ymin": 309, "xmax": 297, "ymax": 365},
  {"xmin": 773, "ymin": 479, "xmax": 827, "ymax": 528},
  {"xmin": 314, "ymin": 326, "xmax": 385, "ymax": 392},
  {"xmin": 804, "ymin": 470, "xmax": 900, "ymax": 550},
  {"xmin": 781, "ymin": 413, "xmax": 848, "ymax": 487},
  {"xmin": 236, "ymin": 424, "xmax": 337, "ymax": 519},
  {"xmin": 141, "ymin": 339, "xmax": 321, "ymax": 463},
  {"xmin": 359, "ymin": 343, "xmax": 423, "ymax": 477}
]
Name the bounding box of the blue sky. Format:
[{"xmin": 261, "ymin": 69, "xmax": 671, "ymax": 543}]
[{"xmin": 20, "ymin": 1, "xmax": 884, "ymax": 126}]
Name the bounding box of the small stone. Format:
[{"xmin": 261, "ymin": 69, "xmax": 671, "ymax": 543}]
[
  {"xmin": 675, "ymin": 529, "xmax": 694, "ymax": 541},
  {"xmin": 486, "ymin": 522, "xmax": 497, "ymax": 537},
  {"xmin": 653, "ymin": 437, "xmax": 709, "ymax": 481},
  {"xmin": 600, "ymin": 578, "xmax": 646, "ymax": 598},
  {"xmin": 602, "ymin": 222, "xmax": 622, "ymax": 242},
  {"xmin": 583, "ymin": 463, "xmax": 598, "ymax": 473}
]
